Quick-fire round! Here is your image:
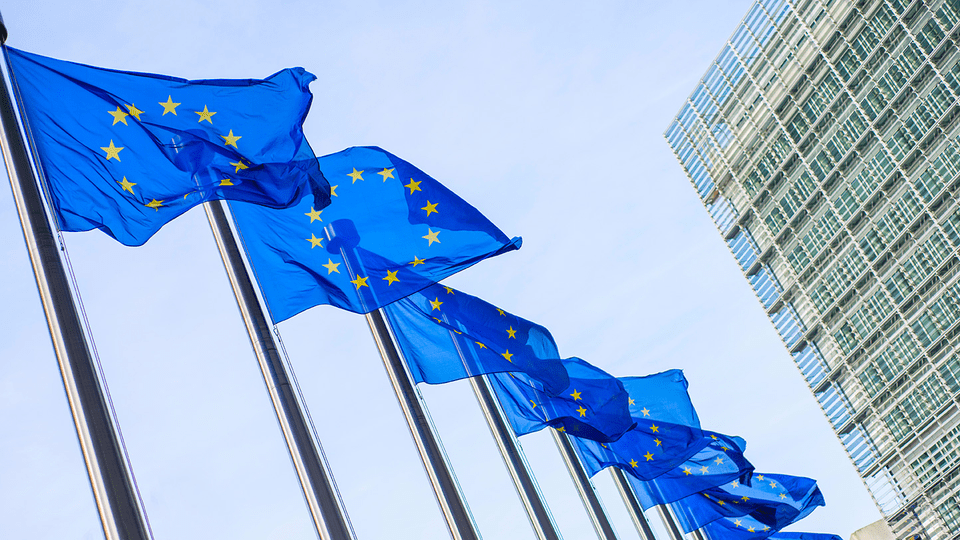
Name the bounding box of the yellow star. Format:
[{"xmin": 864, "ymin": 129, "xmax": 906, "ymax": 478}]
[
  {"xmin": 721, "ymin": 446, "xmax": 730, "ymax": 452},
  {"xmin": 196, "ymin": 105, "xmax": 216, "ymax": 123},
  {"xmin": 117, "ymin": 177, "xmax": 136, "ymax": 194},
  {"xmin": 529, "ymin": 400, "xmax": 537, "ymax": 409},
  {"xmin": 640, "ymin": 407, "xmax": 650, "ymax": 417},
  {"xmin": 741, "ymin": 496, "xmax": 749, "ymax": 501},
  {"xmin": 502, "ymin": 350, "xmax": 513, "ymax": 362},
  {"xmin": 350, "ymin": 276, "xmax": 369, "ymax": 289},
  {"xmin": 714, "ymin": 457, "xmax": 724, "ymax": 465},
  {"xmin": 497, "ymin": 308, "xmax": 505, "ymax": 316},
  {"xmin": 654, "ymin": 438, "xmax": 662, "ymax": 446},
  {"xmin": 322, "ymin": 259, "xmax": 340, "ymax": 274},
  {"xmin": 101, "ymin": 140, "xmax": 124, "ymax": 161},
  {"xmin": 747, "ymin": 527, "xmax": 755, "ymax": 533},
  {"xmin": 629, "ymin": 459, "xmax": 638, "ymax": 468},
  {"xmin": 649, "ymin": 424, "xmax": 659, "ymax": 433},
  {"xmin": 628, "ymin": 397, "xmax": 635, "ymax": 406},
  {"xmin": 733, "ymin": 519, "xmax": 743, "ymax": 527},
  {"xmin": 769, "ymin": 481, "xmax": 777, "ymax": 488},
  {"xmin": 756, "ymin": 475, "xmax": 764, "ymax": 481},
  {"xmin": 731, "ymin": 481, "xmax": 739, "ymax": 488},
  {"xmin": 682, "ymin": 466, "xmax": 693, "ymax": 476},
  {"xmin": 159, "ymin": 96, "xmax": 180, "ymax": 115},
  {"xmin": 711, "ymin": 434, "xmax": 718, "ymax": 440},
  {"xmin": 644, "ymin": 452, "xmax": 654, "ymax": 461},
  {"xmin": 404, "ymin": 178, "xmax": 422, "ymax": 193},
  {"xmin": 421, "ymin": 200, "xmax": 438, "ymax": 216},
  {"xmin": 475, "ymin": 341, "xmax": 487, "ymax": 349},
  {"xmin": 779, "ymin": 493, "xmax": 787, "ymax": 500},
  {"xmin": 145, "ymin": 199, "xmax": 163, "ymax": 210},
  {"xmin": 330, "ymin": 185, "xmax": 338, "ymax": 197},
  {"xmin": 428, "ymin": 298, "xmax": 443, "ymax": 312},
  {"xmin": 569, "ymin": 389, "xmax": 582, "ymax": 401},
  {"xmin": 410, "ymin": 256, "xmax": 425, "ymax": 266},
  {"xmin": 230, "ymin": 160, "xmax": 248, "ymax": 173},
  {"xmin": 107, "ymin": 106, "xmax": 129, "ymax": 125},
  {"xmin": 422, "ymin": 228, "xmax": 441, "ymax": 246},
  {"xmin": 220, "ymin": 178, "xmax": 234, "ymax": 186},
  {"xmin": 444, "ymin": 286, "xmax": 454, "ymax": 294},
  {"xmin": 221, "ymin": 129, "xmax": 241, "ymax": 148},
  {"xmin": 718, "ymin": 500, "xmax": 726, "ymax": 506},
  {"xmin": 383, "ymin": 270, "xmax": 399, "ymax": 285},
  {"xmin": 377, "ymin": 167, "xmax": 395, "ymax": 181},
  {"xmin": 576, "ymin": 406, "xmax": 587, "ymax": 417},
  {"xmin": 304, "ymin": 207, "xmax": 323, "ymax": 223},
  {"xmin": 506, "ymin": 326, "xmax": 517, "ymax": 338},
  {"xmin": 700, "ymin": 466, "xmax": 709, "ymax": 474},
  {"xmin": 125, "ymin": 104, "xmax": 143, "ymax": 121},
  {"xmin": 306, "ymin": 234, "xmax": 323, "ymax": 248},
  {"xmin": 556, "ymin": 426, "xmax": 565, "ymax": 432},
  {"xmin": 347, "ymin": 168, "xmax": 364, "ymax": 183}
]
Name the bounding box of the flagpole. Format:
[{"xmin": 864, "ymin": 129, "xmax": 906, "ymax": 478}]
[
  {"xmin": 204, "ymin": 200, "xmax": 355, "ymax": 540},
  {"xmin": 691, "ymin": 529, "xmax": 707, "ymax": 540},
  {"xmin": 470, "ymin": 374, "xmax": 563, "ymax": 540},
  {"xmin": 0, "ymin": 23, "xmax": 152, "ymax": 540},
  {"xmin": 654, "ymin": 505, "xmax": 685, "ymax": 540},
  {"xmin": 366, "ymin": 308, "xmax": 482, "ymax": 540},
  {"xmin": 551, "ymin": 430, "xmax": 619, "ymax": 540},
  {"xmin": 609, "ymin": 468, "xmax": 656, "ymax": 540}
]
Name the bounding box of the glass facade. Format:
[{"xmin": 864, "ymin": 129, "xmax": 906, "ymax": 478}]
[{"xmin": 666, "ymin": 0, "xmax": 960, "ymax": 537}]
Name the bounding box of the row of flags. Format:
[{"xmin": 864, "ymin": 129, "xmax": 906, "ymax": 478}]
[{"xmin": 4, "ymin": 45, "xmax": 842, "ymax": 539}]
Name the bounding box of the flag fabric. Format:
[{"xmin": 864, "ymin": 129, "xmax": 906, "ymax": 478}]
[
  {"xmin": 571, "ymin": 371, "xmax": 708, "ymax": 480},
  {"xmin": 230, "ymin": 146, "xmax": 521, "ymax": 321},
  {"xmin": 628, "ymin": 431, "xmax": 753, "ymax": 510},
  {"xmin": 7, "ymin": 47, "xmax": 326, "ymax": 246},
  {"xmin": 382, "ymin": 283, "xmax": 569, "ymax": 393},
  {"xmin": 490, "ymin": 356, "xmax": 635, "ymax": 442},
  {"xmin": 769, "ymin": 533, "xmax": 841, "ymax": 540},
  {"xmin": 701, "ymin": 515, "xmax": 779, "ymax": 539},
  {"xmin": 670, "ymin": 473, "xmax": 824, "ymax": 533}
]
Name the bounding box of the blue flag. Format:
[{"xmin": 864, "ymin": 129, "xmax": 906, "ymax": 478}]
[
  {"xmin": 571, "ymin": 371, "xmax": 708, "ymax": 480},
  {"xmin": 670, "ymin": 473, "xmax": 824, "ymax": 533},
  {"xmin": 629, "ymin": 431, "xmax": 753, "ymax": 510},
  {"xmin": 769, "ymin": 534, "xmax": 841, "ymax": 540},
  {"xmin": 7, "ymin": 47, "xmax": 327, "ymax": 246},
  {"xmin": 382, "ymin": 283, "xmax": 568, "ymax": 393},
  {"xmin": 490, "ymin": 357, "xmax": 635, "ymax": 442},
  {"xmin": 230, "ymin": 146, "xmax": 521, "ymax": 321},
  {"xmin": 701, "ymin": 515, "xmax": 778, "ymax": 539}
]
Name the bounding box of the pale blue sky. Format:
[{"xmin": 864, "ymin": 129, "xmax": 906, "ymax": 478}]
[{"xmin": 0, "ymin": 1, "xmax": 880, "ymax": 539}]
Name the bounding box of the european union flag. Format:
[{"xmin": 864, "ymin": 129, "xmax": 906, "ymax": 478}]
[
  {"xmin": 230, "ymin": 146, "xmax": 521, "ymax": 321},
  {"xmin": 571, "ymin": 371, "xmax": 708, "ymax": 480},
  {"xmin": 769, "ymin": 533, "xmax": 841, "ymax": 540},
  {"xmin": 490, "ymin": 357, "xmax": 635, "ymax": 443},
  {"xmin": 382, "ymin": 283, "xmax": 568, "ymax": 393},
  {"xmin": 670, "ymin": 473, "xmax": 824, "ymax": 533},
  {"xmin": 7, "ymin": 47, "xmax": 326, "ymax": 246},
  {"xmin": 701, "ymin": 515, "xmax": 778, "ymax": 539},
  {"xmin": 628, "ymin": 431, "xmax": 753, "ymax": 510}
]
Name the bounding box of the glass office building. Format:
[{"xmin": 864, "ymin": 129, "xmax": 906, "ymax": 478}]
[{"xmin": 666, "ymin": 0, "xmax": 960, "ymax": 537}]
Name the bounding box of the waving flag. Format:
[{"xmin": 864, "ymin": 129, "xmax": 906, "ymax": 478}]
[
  {"xmin": 231, "ymin": 146, "xmax": 520, "ymax": 321},
  {"xmin": 8, "ymin": 47, "xmax": 326, "ymax": 246}
]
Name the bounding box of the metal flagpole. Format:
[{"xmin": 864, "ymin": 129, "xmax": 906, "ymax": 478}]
[
  {"xmin": 654, "ymin": 505, "xmax": 685, "ymax": 540},
  {"xmin": 366, "ymin": 308, "xmax": 482, "ymax": 540},
  {"xmin": 609, "ymin": 468, "xmax": 657, "ymax": 540},
  {"xmin": 551, "ymin": 430, "xmax": 619, "ymax": 540},
  {"xmin": 470, "ymin": 374, "xmax": 563, "ymax": 540},
  {"xmin": 204, "ymin": 200, "xmax": 355, "ymax": 540},
  {"xmin": 0, "ymin": 20, "xmax": 152, "ymax": 540},
  {"xmin": 691, "ymin": 529, "xmax": 707, "ymax": 540}
]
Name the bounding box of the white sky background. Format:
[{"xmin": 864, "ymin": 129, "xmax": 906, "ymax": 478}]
[{"xmin": 0, "ymin": 1, "xmax": 884, "ymax": 539}]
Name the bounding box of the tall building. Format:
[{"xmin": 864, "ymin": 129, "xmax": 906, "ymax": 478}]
[{"xmin": 666, "ymin": 0, "xmax": 960, "ymax": 538}]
